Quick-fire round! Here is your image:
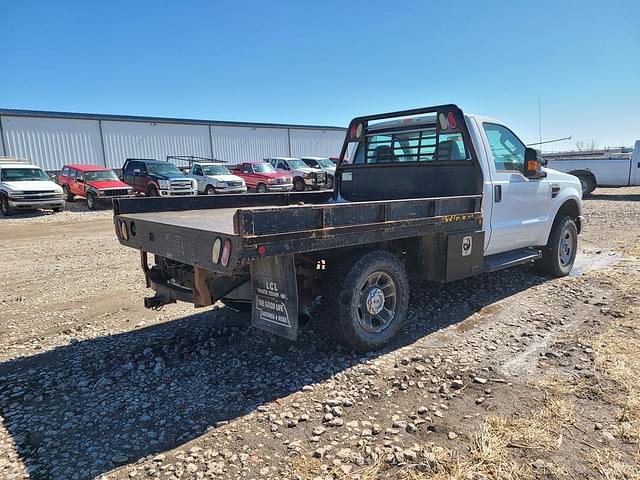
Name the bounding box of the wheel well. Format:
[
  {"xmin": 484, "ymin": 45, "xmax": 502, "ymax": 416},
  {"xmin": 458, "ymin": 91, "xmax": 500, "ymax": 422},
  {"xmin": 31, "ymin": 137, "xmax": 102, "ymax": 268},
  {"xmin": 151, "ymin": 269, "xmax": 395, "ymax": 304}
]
[
  {"xmin": 556, "ymin": 199, "xmax": 582, "ymax": 233},
  {"xmin": 569, "ymin": 170, "xmax": 596, "ymax": 182}
]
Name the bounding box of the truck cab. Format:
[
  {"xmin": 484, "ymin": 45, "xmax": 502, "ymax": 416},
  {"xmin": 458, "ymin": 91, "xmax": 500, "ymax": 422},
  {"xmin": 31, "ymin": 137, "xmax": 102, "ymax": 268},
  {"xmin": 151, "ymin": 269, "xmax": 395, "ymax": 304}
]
[
  {"xmin": 340, "ymin": 112, "xmax": 583, "ymax": 260},
  {"xmin": 267, "ymin": 157, "xmax": 328, "ymax": 191},
  {"xmin": 0, "ymin": 158, "xmax": 65, "ymax": 216},
  {"xmin": 187, "ymin": 162, "xmax": 247, "ymax": 195}
]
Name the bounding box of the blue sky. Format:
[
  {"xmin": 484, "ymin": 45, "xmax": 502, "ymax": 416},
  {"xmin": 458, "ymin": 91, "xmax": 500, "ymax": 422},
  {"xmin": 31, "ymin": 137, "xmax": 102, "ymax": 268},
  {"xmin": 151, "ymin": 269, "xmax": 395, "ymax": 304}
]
[{"xmin": 1, "ymin": 0, "xmax": 638, "ymax": 149}]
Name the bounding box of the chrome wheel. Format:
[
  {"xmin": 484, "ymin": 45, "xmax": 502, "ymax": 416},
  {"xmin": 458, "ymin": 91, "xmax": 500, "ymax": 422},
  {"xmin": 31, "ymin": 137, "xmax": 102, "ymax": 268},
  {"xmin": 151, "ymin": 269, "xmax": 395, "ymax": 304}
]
[
  {"xmin": 357, "ymin": 271, "xmax": 397, "ymax": 333},
  {"xmin": 558, "ymin": 227, "xmax": 575, "ymax": 267}
]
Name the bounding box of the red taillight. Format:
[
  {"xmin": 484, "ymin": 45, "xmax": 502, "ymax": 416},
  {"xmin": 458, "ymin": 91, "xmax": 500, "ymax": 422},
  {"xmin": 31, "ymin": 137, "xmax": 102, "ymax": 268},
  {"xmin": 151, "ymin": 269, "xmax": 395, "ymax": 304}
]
[
  {"xmin": 257, "ymin": 244, "xmax": 267, "ymax": 256},
  {"xmin": 220, "ymin": 239, "xmax": 232, "ymax": 267},
  {"xmin": 447, "ymin": 111, "xmax": 457, "ymax": 129},
  {"xmin": 349, "ymin": 124, "xmax": 358, "ymax": 139}
]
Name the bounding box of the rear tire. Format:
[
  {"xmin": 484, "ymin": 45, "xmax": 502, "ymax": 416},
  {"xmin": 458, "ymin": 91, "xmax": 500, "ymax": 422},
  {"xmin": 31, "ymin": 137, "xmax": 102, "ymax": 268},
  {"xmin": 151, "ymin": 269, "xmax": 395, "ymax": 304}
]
[
  {"xmin": 87, "ymin": 191, "xmax": 97, "ymax": 210},
  {"xmin": 327, "ymin": 250, "xmax": 409, "ymax": 351},
  {"xmin": 205, "ymin": 185, "xmax": 215, "ymax": 195},
  {"xmin": 147, "ymin": 185, "xmax": 159, "ymax": 197},
  {"xmin": 577, "ymin": 175, "xmax": 596, "ymax": 196},
  {"xmin": 535, "ymin": 215, "xmax": 578, "ymax": 277},
  {"xmin": 293, "ymin": 177, "xmax": 306, "ymax": 192},
  {"xmin": 63, "ymin": 185, "xmax": 74, "ymax": 202},
  {"xmin": 0, "ymin": 196, "xmax": 15, "ymax": 216},
  {"xmin": 256, "ymin": 183, "xmax": 267, "ymax": 193}
]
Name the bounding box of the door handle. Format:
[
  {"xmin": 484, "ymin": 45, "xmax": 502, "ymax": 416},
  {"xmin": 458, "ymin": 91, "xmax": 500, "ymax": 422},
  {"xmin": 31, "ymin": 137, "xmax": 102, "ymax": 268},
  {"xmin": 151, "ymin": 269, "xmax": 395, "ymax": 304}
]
[{"xmin": 494, "ymin": 185, "xmax": 502, "ymax": 203}]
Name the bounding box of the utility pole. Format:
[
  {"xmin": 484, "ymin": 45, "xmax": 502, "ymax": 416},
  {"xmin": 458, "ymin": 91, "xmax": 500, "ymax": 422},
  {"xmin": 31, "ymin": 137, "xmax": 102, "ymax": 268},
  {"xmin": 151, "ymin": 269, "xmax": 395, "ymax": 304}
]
[{"xmin": 538, "ymin": 98, "xmax": 542, "ymax": 147}]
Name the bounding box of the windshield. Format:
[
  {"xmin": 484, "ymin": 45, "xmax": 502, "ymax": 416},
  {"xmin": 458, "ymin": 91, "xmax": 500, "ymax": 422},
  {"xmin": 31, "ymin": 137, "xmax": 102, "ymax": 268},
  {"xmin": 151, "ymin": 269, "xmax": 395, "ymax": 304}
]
[
  {"xmin": 1, "ymin": 168, "xmax": 49, "ymax": 182},
  {"xmin": 317, "ymin": 159, "xmax": 335, "ymax": 168},
  {"xmin": 84, "ymin": 170, "xmax": 119, "ymax": 181},
  {"xmin": 287, "ymin": 159, "xmax": 309, "ymax": 169},
  {"xmin": 252, "ymin": 163, "xmax": 276, "ymax": 173},
  {"xmin": 202, "ymin": 165, "xmax": 231, "ymax": 175},
  {"xmin": 147, "ymin": 163, "xmax": 182, "ymax": 176}
]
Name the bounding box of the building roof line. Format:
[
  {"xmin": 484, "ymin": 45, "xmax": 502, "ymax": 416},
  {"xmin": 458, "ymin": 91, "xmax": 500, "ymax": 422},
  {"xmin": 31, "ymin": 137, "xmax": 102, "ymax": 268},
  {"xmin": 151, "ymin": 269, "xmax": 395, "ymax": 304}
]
[{"xmin": 0, "ymin": 108, "xmax": 346, "ymax": 132}]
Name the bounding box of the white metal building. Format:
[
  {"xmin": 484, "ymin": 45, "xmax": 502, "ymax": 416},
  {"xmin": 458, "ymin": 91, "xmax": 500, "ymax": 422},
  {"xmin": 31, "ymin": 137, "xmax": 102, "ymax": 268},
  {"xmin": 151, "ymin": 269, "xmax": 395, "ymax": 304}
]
[{"xmin": 0, "ymin": 109, "xmax": 346, "ymax": 171}]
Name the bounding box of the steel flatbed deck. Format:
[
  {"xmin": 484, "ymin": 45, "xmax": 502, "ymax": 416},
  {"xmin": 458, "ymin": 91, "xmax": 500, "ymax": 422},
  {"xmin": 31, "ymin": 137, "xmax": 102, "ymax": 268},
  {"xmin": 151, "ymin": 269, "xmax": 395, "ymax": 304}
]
[{"xmin": 113, "ymin": 191, "xmax": 483, "ymax": 274}]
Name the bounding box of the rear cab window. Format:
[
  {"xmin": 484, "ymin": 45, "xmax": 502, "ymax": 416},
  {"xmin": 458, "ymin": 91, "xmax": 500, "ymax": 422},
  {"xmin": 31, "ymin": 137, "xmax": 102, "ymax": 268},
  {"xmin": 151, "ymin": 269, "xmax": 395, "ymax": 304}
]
[{"xmin": 353, "ymin": 124, "xmax": 469, "ymax": 165}]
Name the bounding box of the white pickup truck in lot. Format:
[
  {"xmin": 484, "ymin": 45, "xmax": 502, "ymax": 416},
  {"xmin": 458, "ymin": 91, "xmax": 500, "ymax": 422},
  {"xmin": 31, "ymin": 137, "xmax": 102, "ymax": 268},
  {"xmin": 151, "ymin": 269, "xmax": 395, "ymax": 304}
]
[
  {"xmin": 546, "ymin": 140, "xmax": 640, "ymax": 195},
  {"xmin": 186, "ymin": 161, "xmax": 247, "ymax": 195},
  {"xmin": 114, "ymin": 105, "xmax": 585, "ymax": 351},
  {"xmin": 0, "ymin": 158, "xmax": 65, "ymax": 216}
]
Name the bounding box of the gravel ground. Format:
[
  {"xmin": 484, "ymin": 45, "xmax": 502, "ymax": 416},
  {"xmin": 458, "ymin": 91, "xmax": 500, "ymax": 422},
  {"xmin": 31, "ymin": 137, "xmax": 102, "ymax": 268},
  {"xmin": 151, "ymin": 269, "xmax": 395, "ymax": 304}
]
[{"xmin": 0, "ymin": 187, "xmax": 639, "ymax": 480}]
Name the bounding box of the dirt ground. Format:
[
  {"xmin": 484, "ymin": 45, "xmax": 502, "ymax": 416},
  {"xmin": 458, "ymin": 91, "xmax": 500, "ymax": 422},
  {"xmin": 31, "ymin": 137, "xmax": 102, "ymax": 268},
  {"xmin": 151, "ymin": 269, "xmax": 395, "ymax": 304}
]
[{"xmin": 1, "ymin": 187, "xmax": 639, "ymax": 480}]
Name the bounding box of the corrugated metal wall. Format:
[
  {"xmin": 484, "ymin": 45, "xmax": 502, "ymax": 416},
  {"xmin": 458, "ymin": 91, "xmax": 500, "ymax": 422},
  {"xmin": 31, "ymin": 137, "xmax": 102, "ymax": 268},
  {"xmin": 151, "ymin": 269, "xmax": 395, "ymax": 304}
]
[
  {"xmin": 101, "ymin": 121, "xmax": 212, "ymax": 169},
  {"xmin": 289, "ymin": 129, "xmax": 345, "ymax": 158},
  {"xmin": 210, "ymin": 126, "xmax": 289, "ymax": 164},
  {"xmin": 0, "ymin": 116, "xmax": 104, "ymax": 170},
  {"xmin": 0, "ymin": 119, "xmax": 5, "ymax": 156},
  {"xmin": 0, "ymin": 113, "xmax": 345, "ymax": 171}
]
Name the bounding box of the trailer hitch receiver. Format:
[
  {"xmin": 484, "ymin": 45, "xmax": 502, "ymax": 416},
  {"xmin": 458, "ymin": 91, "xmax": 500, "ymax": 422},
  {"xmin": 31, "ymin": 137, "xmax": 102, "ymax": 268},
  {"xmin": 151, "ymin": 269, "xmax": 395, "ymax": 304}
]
[{"xmin": 144, "ymin": 295, "xmax": 175, "ymax": 311}]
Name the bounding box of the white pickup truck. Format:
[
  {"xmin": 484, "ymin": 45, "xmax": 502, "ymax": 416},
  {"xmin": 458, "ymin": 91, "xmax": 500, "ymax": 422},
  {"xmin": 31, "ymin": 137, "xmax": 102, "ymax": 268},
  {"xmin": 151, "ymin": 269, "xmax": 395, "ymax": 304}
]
[
  {"xmin": 300, "ymin": 156, "xmax": 337, "ymax": 189},
  {"xmin": 0, "ymin": 158, "xmax": 65, "ymax": 216},
  {"xmin": 114, "ymin": 105, "xmax": 585, "ymax": 351},
  {"xmin": 267, "ymin": 157, "xmax": 328, "ymax": 191},
  {"xmin": 546, "ymin": 140, "xmax": 640, "ymax": 195},
  {"xmin": 186, "ymin": 162, "xmax": 247, "ymax": 195}
]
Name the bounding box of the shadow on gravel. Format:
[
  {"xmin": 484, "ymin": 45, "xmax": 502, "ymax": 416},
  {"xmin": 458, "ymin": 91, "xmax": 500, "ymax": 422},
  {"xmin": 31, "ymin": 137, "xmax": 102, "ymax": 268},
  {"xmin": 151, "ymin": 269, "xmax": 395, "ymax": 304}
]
[
  {"xmin": 0, "ymin": 265, "xmax": 545, "ymax": 479},
  {"xmin": 586, "ymin": 192, "xmax": 640, "ymax": 202}
]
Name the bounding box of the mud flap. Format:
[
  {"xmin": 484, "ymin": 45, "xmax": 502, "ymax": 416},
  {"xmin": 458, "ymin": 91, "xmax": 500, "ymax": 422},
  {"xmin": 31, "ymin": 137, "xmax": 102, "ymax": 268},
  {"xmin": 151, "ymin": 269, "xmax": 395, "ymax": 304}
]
[{"xmin": 250, "ymin": 255, "xmax": 299, "ymax": 340}]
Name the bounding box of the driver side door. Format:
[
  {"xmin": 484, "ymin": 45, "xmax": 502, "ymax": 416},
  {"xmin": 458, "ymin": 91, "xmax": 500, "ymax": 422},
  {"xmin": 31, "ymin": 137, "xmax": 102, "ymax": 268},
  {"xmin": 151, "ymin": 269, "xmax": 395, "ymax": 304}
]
[{"xmin": 482, "ymin": 123, "xmax": 551, "ymax": 255}]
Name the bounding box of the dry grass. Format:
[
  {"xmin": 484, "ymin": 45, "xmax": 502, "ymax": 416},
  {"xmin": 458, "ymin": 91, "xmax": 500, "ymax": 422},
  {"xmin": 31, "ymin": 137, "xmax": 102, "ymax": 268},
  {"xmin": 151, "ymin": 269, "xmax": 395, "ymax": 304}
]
[
  {"xmin": 533, "ymin": 372, "xmax": 592, "ymax": 398},
  {"xmin": 587, "ymin": 448, "xmax": 640, "ymax": 480},
  {"xmin": 587, "ymin": 267, "xmax": 640, "ymax": 476}
]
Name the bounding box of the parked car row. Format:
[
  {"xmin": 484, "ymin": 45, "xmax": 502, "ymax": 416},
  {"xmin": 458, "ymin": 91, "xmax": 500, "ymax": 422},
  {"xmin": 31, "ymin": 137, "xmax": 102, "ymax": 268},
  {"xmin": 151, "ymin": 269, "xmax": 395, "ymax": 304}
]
[{"xmin": 0, "ymin": 155, "xmax": 337, "ymax": 215}]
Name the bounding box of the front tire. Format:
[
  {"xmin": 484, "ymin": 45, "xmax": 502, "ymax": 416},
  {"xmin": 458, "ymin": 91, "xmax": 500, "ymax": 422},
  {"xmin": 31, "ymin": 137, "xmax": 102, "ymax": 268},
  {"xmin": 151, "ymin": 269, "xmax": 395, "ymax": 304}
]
[
  {"xmin": 205, "ymin": 185, "xmax": 215, "ymax": 195},
  {"xmin": 1, "ymin": 196, "xmax": 15, "ymax": 216},
  {"xmin": 535, "ymin": 215, "xmax": 578, "ymax": 277},
  {"xmin": 293, "ymin": 177, "xmax": 306, "ymax": 192},
  {"xmin": 256, "ymin": 183, "xmax": 267, "ymax": 193},
  {"xmin": 86, "ymin": 191, "xmax": 97, "ymax": 210},
  {"xmin": 328, "ymin": 250, "xmax": 409, "ymax": 351},
  {"xmin": 147, "ymin": 185, "xmax": 159, "ymax": 197},
  {"xmin": 63, "ymin": 185, "xmax": 74, "ymax": 202}
]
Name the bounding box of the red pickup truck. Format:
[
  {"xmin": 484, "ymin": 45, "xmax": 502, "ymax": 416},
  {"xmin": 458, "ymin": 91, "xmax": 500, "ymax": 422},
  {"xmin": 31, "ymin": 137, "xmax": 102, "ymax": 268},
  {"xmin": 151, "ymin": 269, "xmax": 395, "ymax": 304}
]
[
  {"xmin": 59, "ymin": 164, "xmax": 134, "ymax": 209},
  {"xmin": 231, "ymin": 162, "xmax": 293, "ymax": 193}
]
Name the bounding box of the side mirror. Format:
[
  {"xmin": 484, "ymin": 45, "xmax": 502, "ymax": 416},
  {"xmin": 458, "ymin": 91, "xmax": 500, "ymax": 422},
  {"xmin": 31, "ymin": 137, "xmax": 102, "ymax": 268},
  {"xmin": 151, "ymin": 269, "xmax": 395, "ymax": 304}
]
[{"xmin": 524, "ymin": 147, "xmax": 546, "ymax": 178}]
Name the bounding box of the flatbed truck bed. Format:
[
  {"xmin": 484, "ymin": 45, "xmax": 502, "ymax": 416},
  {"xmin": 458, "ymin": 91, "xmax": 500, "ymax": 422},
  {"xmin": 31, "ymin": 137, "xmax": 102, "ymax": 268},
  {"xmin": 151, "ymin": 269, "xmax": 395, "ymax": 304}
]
[{"xmin": 114, "ymin": 191, "xmax": 482, "ymax": 273}]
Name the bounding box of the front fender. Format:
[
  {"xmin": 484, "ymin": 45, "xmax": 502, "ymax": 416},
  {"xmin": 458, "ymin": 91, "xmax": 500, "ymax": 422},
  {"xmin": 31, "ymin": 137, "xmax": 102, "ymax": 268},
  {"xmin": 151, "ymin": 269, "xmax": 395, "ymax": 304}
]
[{"xmin": 545, "ymin": 188, "xmax": 583, "ymax": 243}]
